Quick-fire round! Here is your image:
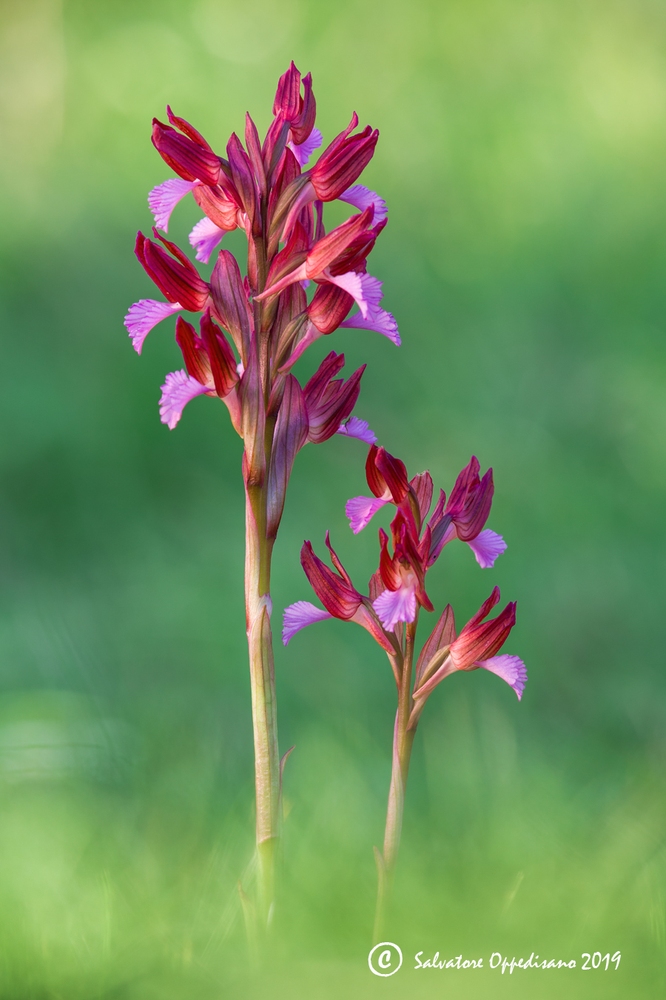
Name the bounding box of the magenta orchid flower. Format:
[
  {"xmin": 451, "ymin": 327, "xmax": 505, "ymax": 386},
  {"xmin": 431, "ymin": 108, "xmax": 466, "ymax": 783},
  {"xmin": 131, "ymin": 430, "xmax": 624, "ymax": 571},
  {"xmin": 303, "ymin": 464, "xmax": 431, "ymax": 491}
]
[
  {"xmin": 278, "ymin": 112, "xmax": 380, "ymax": 235},
  {"xmin": 345, "ymin": 444, "xmax": 411, "ymax": 532},
  {"xmin": 125, "ymin": 229, "xmax": 211, "ymax": 353},
  {"xmin": 255, "ymin": 207, "xmax": 394, "ymax": 344},
  {"xmin": 410, "ymin": 587, "xmax": 526, "ymax": 719},
  {"xmin": 427, "ymin": 456, "xmax": 507, "ymax": 569},
  {"xmin": 283, "ymin": 534, "xmax": 395, "ymax": 654},
  {"xmin": 346, "ymin": 448, "xmax": 506, "ymax": 570}
]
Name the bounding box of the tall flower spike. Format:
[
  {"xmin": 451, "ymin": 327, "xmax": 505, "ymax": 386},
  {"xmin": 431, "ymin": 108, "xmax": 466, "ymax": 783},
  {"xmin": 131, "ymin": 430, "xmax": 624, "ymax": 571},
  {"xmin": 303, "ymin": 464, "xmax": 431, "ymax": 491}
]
[{"xmin": 125, "ymin": 66, "xmax": 402, "ymax": 929}]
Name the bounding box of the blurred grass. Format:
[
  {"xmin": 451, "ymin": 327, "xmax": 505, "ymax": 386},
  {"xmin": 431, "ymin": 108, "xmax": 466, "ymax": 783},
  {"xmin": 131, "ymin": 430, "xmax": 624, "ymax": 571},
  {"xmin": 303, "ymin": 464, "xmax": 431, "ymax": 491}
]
[{"xmin": 1, "ymin": 0, "xmax": 666, "ymax": 996}]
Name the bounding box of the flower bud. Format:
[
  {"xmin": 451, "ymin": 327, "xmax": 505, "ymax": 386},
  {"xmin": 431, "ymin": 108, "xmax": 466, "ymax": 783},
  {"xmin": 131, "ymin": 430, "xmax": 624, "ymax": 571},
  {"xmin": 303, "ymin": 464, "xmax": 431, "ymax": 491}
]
[
  {"xmin": 135, "ymin": 231, "xmax": 209, "ymax": 312},
  {"xmin": 151, "ymin": 109, "xmax": 221, "ymax": 186},
  {"xmin": 309, "ymin": 114, "xmax": 379, "ymax": 201}
]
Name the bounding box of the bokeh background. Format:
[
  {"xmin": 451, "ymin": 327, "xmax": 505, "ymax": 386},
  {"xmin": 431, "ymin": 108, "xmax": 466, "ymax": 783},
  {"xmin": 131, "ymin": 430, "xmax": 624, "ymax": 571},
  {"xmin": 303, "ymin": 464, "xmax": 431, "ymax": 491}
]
[{"xmin": 1, "ymin": 0, "xmax": 665, "ymax": 996}]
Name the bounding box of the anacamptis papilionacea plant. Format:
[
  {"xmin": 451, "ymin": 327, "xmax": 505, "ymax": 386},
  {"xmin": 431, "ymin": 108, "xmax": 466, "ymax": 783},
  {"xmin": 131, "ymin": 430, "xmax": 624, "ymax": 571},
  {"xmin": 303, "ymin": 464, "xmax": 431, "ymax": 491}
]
[
  {"xmin": 124, "ymin": 63, "xmax": 399, "ymax": 927},
  {"xmin": 283, "ymin": 447, "xmax": 527, "ymax": 937}
]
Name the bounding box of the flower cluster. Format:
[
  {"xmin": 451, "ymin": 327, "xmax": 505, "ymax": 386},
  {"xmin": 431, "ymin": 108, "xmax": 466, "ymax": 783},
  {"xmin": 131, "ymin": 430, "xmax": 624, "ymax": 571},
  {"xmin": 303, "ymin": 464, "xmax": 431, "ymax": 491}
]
[
  {"xmin": 124, "ymin": 62, "xmax": 399, "ymax": 506},
  {"xmin": 284, "ymin": 447, "xmax": 526, "ymax": 708}
]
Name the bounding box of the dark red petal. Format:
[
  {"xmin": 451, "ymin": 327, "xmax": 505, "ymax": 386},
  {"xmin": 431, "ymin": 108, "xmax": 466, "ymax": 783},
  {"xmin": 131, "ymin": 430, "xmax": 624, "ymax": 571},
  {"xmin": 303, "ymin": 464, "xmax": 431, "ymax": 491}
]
[
  {"xmin": 291, "ymin": 72, "xmax": 316, "ymax": 145},
  {"xmin": 175, "ymin": 316, "xmax": 211, "ymax": 385},
  {"xmin": 328, "ymin": 220, "xmax": 386, "ymax": 276},
  {"xmin": 210, "ymin": 250, "xmax": 253, "ymax": 362},
  {"xmin": 445, "ymin": 456, "xmax": 481, "ymax": 515},
  {"xmin": 415, "ymin": 605, "xmax": 457, "ymax": 683},
  {"xmin": 227, "ymin": 133, "xmax": 258, "ymax": 232},
  {"xmin": 305, "ymin": 207, "xmax": 373, "ymax": 277},
  {"xmin": 166, "ymin": 106, "xmax": 213, "ymax": 149},
  {"xmin": 152, "ymin": 118, "xmax": 221, "ymax": 186},
  {"xmin": 453, "ymin": 468, "xmax": 494, "ymax": 541},
  {"xmin": 467, "ymin": 586, "xmax": 502, "ymax": 631},
  {"xmin": 450, "ymin": 601, "xmax": 516, "ymax": 671},
  {"xmin": 262, "ymin": 116, "xmax": 292, "ymax": 184},
  {"xmin": 324, "ymin": 531, "xmax": 354, "ymax": 587},
  {"xmin": 375, "ymin": 447, "xmax": 409, "ymax": 504},
  {"xmin": 273, "ymin": 61, "xmax": 301, "ymax": 120},
  {"xmin": 193, "ymin": 185, "xmax": 240, "ymax": 230},
  {"xmin": 365, "ymin": 444, "xmax": 385, "ymax": 499},
  {"xmin": 138, "ymin": 232, "xmax": 209, "ymax": 310},
  {"xmin": 302, "ymin": 351, "xmax": 346, "ymax": 404},
  {"xmin": 266, "ymin": 375, "xmax": 308, "ymax": 537},
  {"xmin": 378, "ymin": 528, "xmax": 401, "ymax": 591},
  {"xmin": 309, "ymin": 125, "xmax": 379, "ymax": 201},
  {"xmin": 306, "ymin": 365, "xmax": 365, "ymax": 444},
  {"xmin": 410, "ymin": 471, "xmax": 434, "ymax": 526},
  {"xmin": 245, "ymin": 113, "xmax": 266, "ymax": 197},
  {"xmin": 200, "ymin": 311, "xmax": 238, "ymax": 398},
  {"xmin": 300, "ymin": 540, "xmax": 362, "ymax": 619},
  {"xmin": 307, "ymin": 282, "xmax": 354, "ymax": 334},
  {"xmin": 265, "ymin": 220, "xmax": 310, "ymax": 289}
]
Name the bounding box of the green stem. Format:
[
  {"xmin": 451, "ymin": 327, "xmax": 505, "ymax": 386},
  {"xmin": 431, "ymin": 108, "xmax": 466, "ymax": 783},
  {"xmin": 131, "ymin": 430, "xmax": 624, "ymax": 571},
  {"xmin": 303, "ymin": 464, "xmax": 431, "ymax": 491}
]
[
  {"xmin": 374, "ymin": 619, "xmax": 418, "ymax": 942},
  {"xmin": 245, "ymin": 477, "xmax": 280, "ymax": 928}
]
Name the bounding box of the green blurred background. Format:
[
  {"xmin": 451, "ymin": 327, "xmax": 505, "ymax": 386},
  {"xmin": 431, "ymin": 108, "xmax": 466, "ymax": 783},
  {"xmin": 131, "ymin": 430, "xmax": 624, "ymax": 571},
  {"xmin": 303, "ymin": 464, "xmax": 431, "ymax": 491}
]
[{"xmin": 1, "ymin": 0, "xmax": 665, "ymax": 996}]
